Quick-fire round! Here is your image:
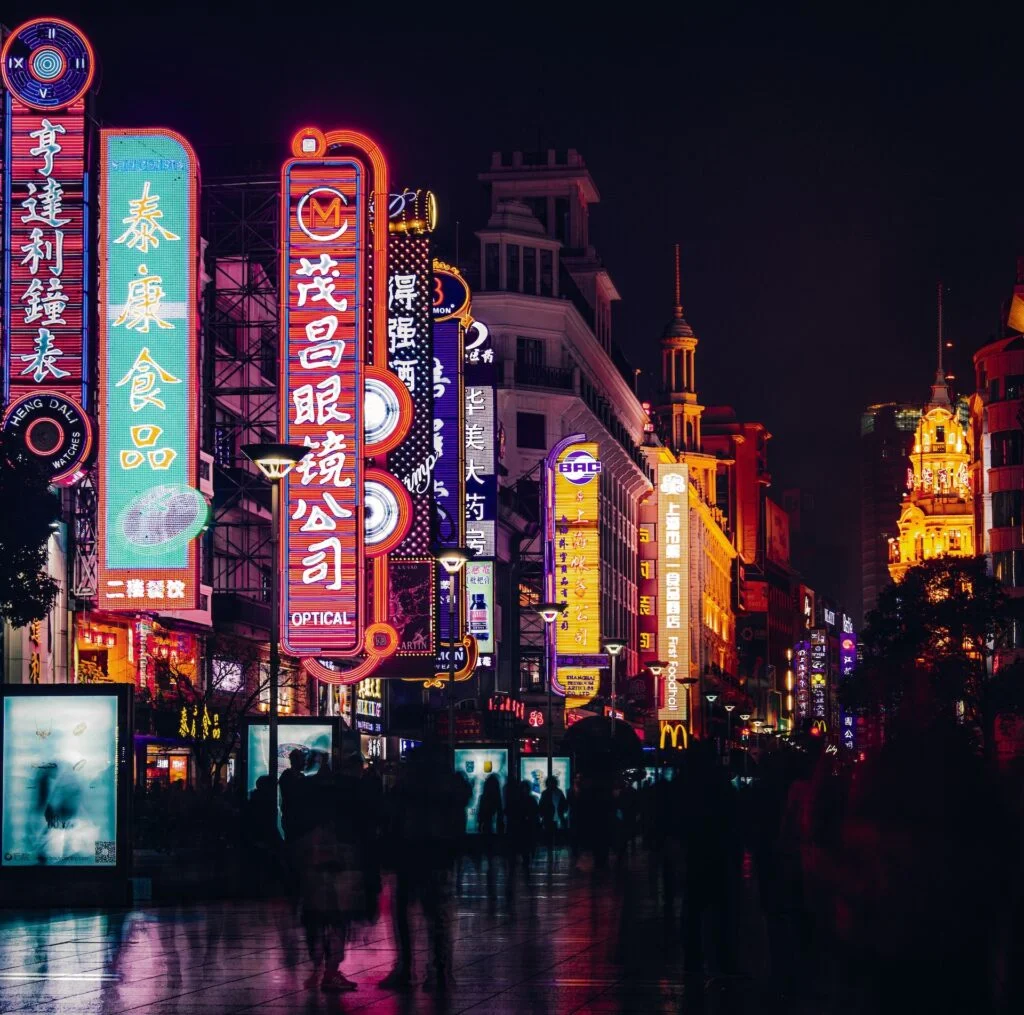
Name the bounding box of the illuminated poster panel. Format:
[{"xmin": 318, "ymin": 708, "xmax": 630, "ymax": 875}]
[
  {"xmin": 281, "ymin": 155, "xmax": 364, "ymax": 655},
  {"xmin": 795, "ymin": 640, "xmax": 810, "ymax": 719},
  {"xmin": 554, "ymin": 442, "xmax": 602, "ymax": 702},
  {"xmin": 1, "ymin": 691, "xmax": 122, "ymax": 867},
  {"xmin": 455, "ymin": 747, "xmax": 507, "ymax": 834},
  {"xmin": 637, "ymin": 498, "xmax": 658, "ymax": 690},
  {"xmin": 657, "ymin": 463, "xmax": 690, "ymax": 723},
  {"xmin": 520, "ymin": 756, "xmax": 571, "ymax": 810},
  {"xmin": 2, "ymin": 18, "xmax": 93, "ymax": 407},
  {"xmin": 465, "ymin": 559, "xmax": 494, "ymax": 656},
  {"xmin": 97, "ymin": 130, "xmax": 202, "ymax": 611}
]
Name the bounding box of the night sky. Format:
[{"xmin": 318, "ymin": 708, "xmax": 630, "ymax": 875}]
[{"xmin": 10, "ymin": 7, "xmax": 1024, "ymax": 611}]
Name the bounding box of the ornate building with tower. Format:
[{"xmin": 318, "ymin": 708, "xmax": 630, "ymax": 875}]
[{"xmin": 889, "ymin": 323, "xmax": 975, "ymax": 581}]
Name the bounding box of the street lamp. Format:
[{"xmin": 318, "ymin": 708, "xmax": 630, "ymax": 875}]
[
  {"xmin": 241, "ymin": 442, "xmax": 309, "ymax": 790},
  {"xmin": 723, "ymin": 703, "xmax": 735, "ymax": 756},
  {"xmin": 704, "ymin": 692, "xmax": 718, "ymax": 751},
  {"xmin": 534, "ymin": 601, "xmax": 567, "ymax": 778},
  {"xmin": 603, "ymin": 639, "xmax": 627, "ymax": 737},
  {"xmin": 647, "ymin": 660, "xmax": 667, "ymax": 777},
  {"xmin": 433, "ymin": 544, "xmax": 472, "ymax": 767}
]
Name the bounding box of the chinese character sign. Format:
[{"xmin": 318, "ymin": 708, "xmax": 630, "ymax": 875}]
[
  {"xmin": 433, "ymin": 318, "xmax": 463, "ymax": 643},
  {"xmin": 97, "ymin": 130, "xmax": 202, "ymax": 610},
  {"xmin": 637, "ymin": 499, "xmax": 659, "ymax": 682},
  {"xmin": 387, "ymin": 233, "xmax": 433, "ymax": 557},
  {"xmin": 795, "ymin": 641, "xmax": 810, "ymax": 719},
  {"xmin": 281, "ymin": 157, "xmax": 364, "ymax": 655},
  {"xmin": 839, "ymin": 633, "xmax": 857, "ymax": 751},
  {"xmin": 553, "ymin": 443, "xmax": 601, "ymax": 700},
  {"xmin": 809, "ymin": 629, "xmax": 827, "ymax": 721},
  {"xmin": 463, "ymin": 319, "xmax": 496, "ymax": 558},
  {"xmin": 658, "ymin": 462, "xmax": 690, "ymax": 723},
  {"xmin": 2, "ymin": 104, "xmax": 87, "ymax": 402}
]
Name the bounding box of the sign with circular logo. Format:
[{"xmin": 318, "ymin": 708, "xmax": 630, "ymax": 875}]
[
  {"xmin": 432, "ymin": 263, "xmax": 471, "ymax": 321},
  {"xmin": 557, "ymin": 448, "xmax": 603, "ymax": 485},
  {"xmin": 1, "ymin": 18, "xmax": 95, "ymax": 111},
  {"xmin": 2, "ymin": 390, "xmax": 93, "ymax": 485}
]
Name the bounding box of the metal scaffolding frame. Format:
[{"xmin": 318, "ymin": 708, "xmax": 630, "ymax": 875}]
[{"xmin": 201, "ymin": 177, "xmax": 280, "ymax": 606}]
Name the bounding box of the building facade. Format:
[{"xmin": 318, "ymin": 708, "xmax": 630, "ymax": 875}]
[{"xmin": 478, "ymin": 150, "xmax": 653, "ymax": 701}]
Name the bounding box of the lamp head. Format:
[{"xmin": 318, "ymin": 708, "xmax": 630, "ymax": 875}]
[
  {"xmin": 723, "ymin": 703, "xmax": 735, "ymax": 713},
  {"xmin": 739, "ymin": 713, "xmax": 751, "ymax": 722},
  {"xmin": 705, "ymin": 693, "xmax": 718, "ymax": 704},
  {"xmin": 647, "ymin": 660, "xmax": 668, "ymax": 677},
  {"xmin": 603, "ymin": 639, "xmax": 626, "ymax": 658},
  {"xmin": 535, "ymin": 601, "xmax": 567, "ymax": 625},
  {"xmin": 432, "ymin": 544, "xmax": 472, "ymax": 575},
  {"xmin": 241, "ymin": 442, "xmax": 309, "ymax": 481}
]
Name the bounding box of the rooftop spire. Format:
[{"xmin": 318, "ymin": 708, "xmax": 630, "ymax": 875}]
[
  {"xmin": 674, "ymin": 243, "xmax": 683, "ymax": 318},
  {"xmin": 662, "ymin": 243, "xmax": 694, "ymax": 341},
  {"xmin": 929, "ymin": 281, "xmax": 951, "ymax": 408}
]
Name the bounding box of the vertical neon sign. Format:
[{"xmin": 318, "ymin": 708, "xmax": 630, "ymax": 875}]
[
  {"xmin": 657, "ymin": 462, "xmax": 690, "ymax": 723},
  {"xmin": 97, "ymin": 129, "xmax": 202, "ymax": 610},
  {"xmin": 2, "ymin": 18, "xmax": 92, "ymax": 409},
  {"xmin": 281, "ymin": 134, "xmax": 366, "ymax": 656}
]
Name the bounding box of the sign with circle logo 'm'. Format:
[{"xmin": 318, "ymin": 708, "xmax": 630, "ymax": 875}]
[{"xmin": 2, "ymin": 390, "xmax": 93, "ymax": 485}]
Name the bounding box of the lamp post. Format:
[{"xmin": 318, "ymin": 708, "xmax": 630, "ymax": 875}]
[
  {"xmin": 724, "ymin": 703, "xmax": 735, "ymax": 760},
  {"xmin": 647, "ymin": 661, "xmax": 667, "ymax": 776},
  {"xmin": 740, "ymin": 712, "xmax": 751, "ymax": 780},
  {"xmin": 434, "ymin": 544, "xmax": 471, "ymax": 768},
  {"xmin": 534, "ymin": 602, "xmax": 567, "ymax": 779},
  {"xmin": 603, "ymin": 639, "xmax": 627, "ymax": 737},
  {"xmin": 705, "ymin": 692, "xmax": 718, "ymax": 750},
  {"xmin": 241, "ymin": 443, "xmax": 309, "ymax": 791}
]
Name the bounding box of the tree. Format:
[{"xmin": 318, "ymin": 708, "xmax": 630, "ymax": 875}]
[
  {"xmin": 161, "ymin": 633, "xmax": 308, "ymax": 792},
  {"xmin": 841, "ymin": 557, "xmax": 1015, "ymax": 747},
  {"xmin": 0, "ymin": 430, "xmax": 60, "ymax": 627}
]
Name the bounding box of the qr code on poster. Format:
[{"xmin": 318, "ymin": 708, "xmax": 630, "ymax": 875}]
[{"xmin": 95, "ymin": 841, "xmax": 116, "ymax": 863}]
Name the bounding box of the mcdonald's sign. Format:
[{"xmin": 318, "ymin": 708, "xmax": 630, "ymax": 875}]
[
  {"xmin": 810, "ymin": 719, "xmax": 828, "ymax": 735},
  {"xmin": 660, "ymin": 721, "xmax": 689, "ymax": 750}
]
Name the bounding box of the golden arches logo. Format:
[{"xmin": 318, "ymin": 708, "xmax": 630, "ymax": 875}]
[
  {"xmin": 660, "ymin": 721, "xmax": 688, "ymax": 750},
  {"xmin": 811, "ymin": 719, "xmax": 828, "ymax": 734}
]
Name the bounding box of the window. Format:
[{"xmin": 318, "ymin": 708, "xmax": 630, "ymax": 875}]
[
  {"xmin": 516, "ymin": 336, "xmax": 543, "ymax": 368},
  {"xmin": 516, "ymin": 411, "xmax": 546, "ymax": 449},
  {"xmin": 1004, "ymin": 375, "xmax": 1024, "ymax": 401},
  {"xmin": 992, "ymin": 490, "xmax": 1022, "ymax": 528},
  {"xmin": 935, "ymin": 425, "xmax": 945, "ymax": 445},
  {"xmin": 506, "ymin": 244, "xmax": 520, "ymax": 292},
  {"xmin": 554, "ymin": 197, "xmax": 570, "ymax": 244},
  {"xmin": 485, "ymin": 243, "xmax": 500, "ymax": 290},
  {"xmin": 991, "ymin": 430, "xmax": 1023, "ymax": 467},
  {"xmin": 990, "ymin": 378, "xmax": 1001, "ymax": 402},
  {"xmin": 993, "ymin": 550, "xmax": 1024, "ymax": 587},
  {"xmin": 524, "ymin": 196, "xmax": 547, "ymax": 232},
  {"xmin": 523, "ymin": 247, "xmax": 537, "ymax": 294},
  {"xmin": 540, "ymin": 250, "xmax": 554, "ymax": 296}
]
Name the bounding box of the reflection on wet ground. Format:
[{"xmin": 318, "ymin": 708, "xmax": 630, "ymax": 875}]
[{"xmin": 0, "ymin": 848, "xmax": 799, "ymax": 1014}]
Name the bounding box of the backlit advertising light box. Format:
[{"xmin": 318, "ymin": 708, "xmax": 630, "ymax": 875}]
[
  {"xmin": 0, "ymin": 684, "xmax": 132, "ymax": 870},
  {"xmin": 455, "ymin": 747, "xmax": 507, "ymax": 834},
  {"xmin": 519, "ymin": 757, "xmax": 571, "ymax": 809}
]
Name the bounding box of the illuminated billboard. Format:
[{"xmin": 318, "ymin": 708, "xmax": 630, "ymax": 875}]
[
  {"xmin": 839, "ymin": 632, "xmax": 856, "ymax": 751},
  {"xmin": 809, "ymin": 629, "xmax": 827, "ymax": 721},
  {"xmin": 2, "ymin": 18, "xmax": 93, "ymax": 408},
  {"xmin": 1, "ymin": 686, "xmax": 131, "ymax": 869},
  {"xmin": 657, "ymin": 463, "xmax": 689, "ymax": 723},
  {"xmin": 465, "ymin": 559, "xmax": 494, "ymax": 657},
  {"xmin": 97, "ymin": 129, "xmax": 203, "ymax": 611},
  {"xmin": 552, "ymin": 441, "xmax": 602, "ymax": 703}
]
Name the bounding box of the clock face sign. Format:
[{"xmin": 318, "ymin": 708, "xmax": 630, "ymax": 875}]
[{"xmin": 1, "ymin": 18, "xmax": 94, "ymax": 110}]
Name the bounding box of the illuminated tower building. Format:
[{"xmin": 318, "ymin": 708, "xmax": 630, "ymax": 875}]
[
  {"xmin": 651, "ymin": 247, "xmax": 737, "ymax": 734},
  {"xmin": 889, "ymin": 295, "xmax": 975, "ymax": 581}
]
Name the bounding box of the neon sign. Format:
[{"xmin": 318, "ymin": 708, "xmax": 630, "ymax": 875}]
[
  {"xmin": 97, "ymin": 129, "xmax": 202, "ymax": 610},
  {"xmin": 658, "ymin": 463, "xmax": 689, "ymax": 723},
  {"xmin": 2, "ymin": 19, "xmax": 93, "ymax": 480},
  {"xmin": 551, "ymin": 441, "xmax": 601, "ymax": 704}
]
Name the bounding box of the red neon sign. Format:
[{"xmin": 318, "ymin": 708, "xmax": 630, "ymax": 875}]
[{"xmin": 527, "ymin": 709, "xmax": 545, "ymax": 727}]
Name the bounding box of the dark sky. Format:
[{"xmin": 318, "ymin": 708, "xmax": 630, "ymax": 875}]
[{"xmin": 10, "ymin": 7, "xmax": 1024, "ymax": 610}]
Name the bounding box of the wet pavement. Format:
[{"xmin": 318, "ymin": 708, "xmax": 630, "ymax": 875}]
[{"xmin": 0, "ymin": 848, "xmax": 792, "ymax": 1014}]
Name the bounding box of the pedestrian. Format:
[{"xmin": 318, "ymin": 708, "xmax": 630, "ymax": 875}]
[
  {"xmin": 539, "ymin": 774, "xmax": 568, "ymax": 850},
  {"xmin": 505, "ymin": 781, "xmax": 539, "ymax": 903},
  {"xmin": 278, "ymin": 748, "xmax": 307, "ymax": 843},
  {"xmin": 296, "ymin": 753, "xmax": 358, "ymax": 993}
]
